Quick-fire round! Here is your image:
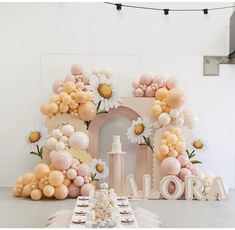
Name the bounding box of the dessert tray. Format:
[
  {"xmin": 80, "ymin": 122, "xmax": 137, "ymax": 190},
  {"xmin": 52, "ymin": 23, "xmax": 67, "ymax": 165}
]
[{"xmin": 70, "ymin": 195, "xmax": 139, "ymax": 228}]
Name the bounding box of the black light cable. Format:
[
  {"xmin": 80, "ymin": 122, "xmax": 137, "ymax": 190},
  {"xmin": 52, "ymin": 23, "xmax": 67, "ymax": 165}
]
[{"xmin": 104, "ymin": 2, "xmax": 235, "ymax": 15}]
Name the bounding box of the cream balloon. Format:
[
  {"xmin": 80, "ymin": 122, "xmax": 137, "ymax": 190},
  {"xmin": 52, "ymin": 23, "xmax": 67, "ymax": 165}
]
[
  {"xmin": 61, "ymin": 124, "xmax": 75, "ymax": 137},
  {"xmin": 158, "ymin": 113, "xmax": 171, "ymax": 126},
  {"xmin": 68, "ymin": 132, "xmax": 89, "ymax": 150}
]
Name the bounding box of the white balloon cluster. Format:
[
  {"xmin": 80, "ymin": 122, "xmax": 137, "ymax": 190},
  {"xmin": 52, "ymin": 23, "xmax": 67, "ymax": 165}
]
[
  {"xmin": 198, "ymin": 171, "xmax": 228, "ymax": 196},
  {"xmin": 46, "ymin": 124, "xmax": 89, "ymax": 151}
]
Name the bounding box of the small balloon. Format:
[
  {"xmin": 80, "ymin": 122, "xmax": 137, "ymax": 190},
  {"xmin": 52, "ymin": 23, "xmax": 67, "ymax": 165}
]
[
  {"xmin": 166, "ymin": 78, "xmax": 178, "ymax": 90},
  {"xmin": 80, "ymin": 183, "xmax": 94, "ymax": 196},
  {"xmin": 158, "ymin": 112, "xmax": 171, "ymax": 126},
  {"xmin": 48, "ymin": 170, "xmax": 64, "ymax": 187},
  {"xmin": 34, "ymin": 163, "xmax": 50, "ymax": 179},
  {"xmin": 78, "ymin": 101, "xmax": 96, "ymax": 121},
  {"xmin": 77, "ymin": 163, "xmax": 91, "ymax": 177},
  {"xmin": 155, "ymin": 88, "xmax": 168, "ymax": 101},
  {"xmin": 43, "ymin": 185, "xmax": 55, "ymax": 198},
  {"xmin": 71, "ymin": 64, "xmax": 83, "ymax": 75},
  {"xmin": 68, "ymin": 183, "xmax": 80, "ymax": 198},
  {"xmin": 140, "ymin": 74, "xmax": 152, "ymax": 86},
  {"xmin": 54, "ymin": 184, "xmax": 68, "ymax": 200},
  {"xmin": 68, "ymin": 132, "xmax": 89, "ymax": 150},
  {"xmin": 31, "ymin": 189, "xmax": 42, "ymax": 201}
]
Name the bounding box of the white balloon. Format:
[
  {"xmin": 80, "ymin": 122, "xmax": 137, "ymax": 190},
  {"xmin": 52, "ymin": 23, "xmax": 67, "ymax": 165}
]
[
  {"xmin": 175, "ymin": 117, "xmax": 184, "ymax": 126},
  {"xmin": 55, "ymin": 141, "xmax": 65, "ymax": 151},
  {"xmin": 158, "ymin": 113, "xmax": 171, "ymax": 126},
  {"xmin": 62, "ymin": 124, "xmax": 75, "ymax": 137},
  {"xmin": 68, "ymin": 132, "xmax": 89, "ymax": 150},
  {"xmin": 169, "ymin": 109, "xmax": 180, "ymax": 118},
  {"xmin": 46, "ymin": 137, "xmax": 58, "ymax": 150},
  {"xmin": 51, "ymin": 129, "xmax": 63, "ymax": 139},
  {"xmin": 183, "ymin": 111, "xmax": 198, "ymax": 129},
  {"xmin": 59, "ymin": 136, "xmax": 69, "ymax": 144}
]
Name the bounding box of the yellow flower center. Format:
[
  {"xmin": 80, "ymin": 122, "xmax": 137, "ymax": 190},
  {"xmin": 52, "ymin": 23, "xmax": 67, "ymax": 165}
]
[
  {"xmin": 193, "ymin": 140, "xmax": 204, "ymax": 149},
  {"xmin": 96, "ymin": 164, "xmax": 104, "ymax": 173},
  {"xmin": 29, "ymin": 131, "xmax": 41, "ymax": 143},
  {"xmin": 134, "ymin": 124, "xmax": 145, "ymax": 135},
  {"xmin": 97, "ymin": 84, "xmax": 112, "ymax": 99}
]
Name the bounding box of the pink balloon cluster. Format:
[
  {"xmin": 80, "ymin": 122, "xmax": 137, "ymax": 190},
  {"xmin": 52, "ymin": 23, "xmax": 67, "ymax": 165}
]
[
  {"xmin": 132, "ymin": 74, "xmax": 179, "ymax": 97},
  {"xmin": 50, "ymin": 150, "xmax": 94, "ymax": 198}
]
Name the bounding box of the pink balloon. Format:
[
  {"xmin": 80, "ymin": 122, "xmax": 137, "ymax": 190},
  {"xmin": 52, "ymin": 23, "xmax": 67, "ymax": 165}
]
[
  {"xmin": 190, "ymin": 164, "xmax": 199, "ymax": 175},
  {"xmin": 132, "ymin": 81, "xmax": 140, "ymax": 89},
  {"xmin": 53, "ymin": 80, "xmax": 64, "ymax": 93},
  {"xmin": 74, "ymin": 176, "xmax": 85, "ymax": 187},
  {"xmin": 161, "ymin": 157, "xmax": 181, "ymax": 176},
  {"xmin": 77, "ymin": 163, "xmax": 91, "ymax": 177},
  {"xmin": 66, "ymin": 168, "xmax": 77, "ymax": 180},
  {"xmin": 140, "ymin": 74, "xmax": 152, "ymax": 86},
  {"xmin": 65, "ymin": 75, "xmax": 76, "ymax": 82},
  {"xmin": 179, "ymin": 168, "xmax": 192, "ymax": 181},
  {"xmin": 152, "ymin": 76, "xmax": 166, "ymax": 88},
  {"xmin": 166, "ymin": 77, "xmax": 178, "ymax": 90},
  {"xmin": 177, "ymin": 154, "xmax": 189, "ymax": 167},
  {"xmin": 68, "ymin": 183, "xmax": 80, "ymax": 198},
  {"xmin": 81, "ymin": 75, "xmax": 89, "ymax": 85},
  {"xmin": 51, "ymin": 150, "xmax": 73, "ymax": 171},
  {"xmin": 134, "ymin": 88, "xmax": 144, "ymax": 97},
  {"xmin": 71, "ymin": 64, "xmax": 83, "ymax": 75},
  {"xmin": 80, "ymin": 183, "xmax": 94, "ymax": 196},
  {"xmin": 145, "ymin": 86, "xmax": 155, "ymax": 97},
  {"xmin": 71, "ymin": 159, "xmax": 80, "ymax": 169}
]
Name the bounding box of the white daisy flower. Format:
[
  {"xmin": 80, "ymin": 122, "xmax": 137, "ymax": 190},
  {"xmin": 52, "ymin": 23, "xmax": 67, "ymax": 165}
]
[
  {"xmin": 89, "ymin": 75, "xmax": 122, "ymax": 112},
  {"xmin": 186, "ymin": 134, "xmax": 208, "ymax": 154},
  {"xmin": 26, "ymin": 126, "xmax": 48, "ymax": 158},
  {"xmin": 91, "ymin": 159, "xmax": 109, "ymax": 181}
]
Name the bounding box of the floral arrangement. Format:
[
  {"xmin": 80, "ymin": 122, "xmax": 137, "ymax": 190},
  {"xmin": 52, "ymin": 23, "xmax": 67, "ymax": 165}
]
[{"xmin": 127, "ymin": 117, "xmax": 153, "ymax": 151}]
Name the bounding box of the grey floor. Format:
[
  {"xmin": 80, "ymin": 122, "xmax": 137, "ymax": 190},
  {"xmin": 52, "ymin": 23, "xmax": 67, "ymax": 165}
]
[{"xmin": 0, "ymin": 188, "xmax": 235, "ymax": 228}]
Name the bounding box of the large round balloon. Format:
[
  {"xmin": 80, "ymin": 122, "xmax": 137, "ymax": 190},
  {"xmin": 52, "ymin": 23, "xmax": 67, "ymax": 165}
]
[
  {"xmin": 161, "ymin": 157, "xmax": 181, "ymax": 176},
  {"xmin": 51, "ymin": 150, "xmax": 73, "ymax": 170},
  {"xmin": 68, "ymin": 132, "xmax": 89, "ymax": 150},
  {"xmin": 166, "ymin": 88, "xmax": 185, "ymax": 109},
  {"xmin": 78, "ymin": 101, "xmax": 96, "ymax": 121},
  {"xmin": 54, "ymin": 184, "xmax": 69, "ymax": 200},
  {"xmin": 48, "ymin": 170, "xmax": 64, "ymax": 187},
  {"xmin": 34, "ymin": 163, "xmax": 50, "ymax": 179},
  {"xmin": 158, "ymin": 112, "xmax": 171, "ymax": 126},
  {"xmin": 77, "ymin": 163, "xmax": 91, "ymax": 177},
  {"xmin": 80, "ymin": 183, "xmax": 94, "ymax": 196},
  {"xmin": 68, "ymin": 183, "xmax": 80, "ymax": 198}
]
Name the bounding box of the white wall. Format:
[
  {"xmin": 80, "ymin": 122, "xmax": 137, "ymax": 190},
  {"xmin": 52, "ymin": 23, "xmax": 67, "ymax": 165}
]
[{"xmin": 0, "ymin": 2, "xmax": 235, "ymax": 188}]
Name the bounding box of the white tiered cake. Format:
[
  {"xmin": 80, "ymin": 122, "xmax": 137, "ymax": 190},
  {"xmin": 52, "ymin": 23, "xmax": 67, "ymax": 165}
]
[{"xmin": 111, "ymin": 135, "xmax": 122, "ymax": 152}]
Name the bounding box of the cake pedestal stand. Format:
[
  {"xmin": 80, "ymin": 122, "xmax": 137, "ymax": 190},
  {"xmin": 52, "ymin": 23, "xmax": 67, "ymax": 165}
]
[{"xmin": 108, "ymin": 151, "xmax": 126, "ymax": 196}]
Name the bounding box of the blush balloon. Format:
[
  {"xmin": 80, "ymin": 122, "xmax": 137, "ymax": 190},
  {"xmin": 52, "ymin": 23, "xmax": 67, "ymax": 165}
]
[
  {"xmin": 68, "ymin": 132, "xmax": 89, "ymax": 150},
  {"xmin": 134, "ymin": 88, "xmax": 144, "ymax": 97},
  {"xmin": 179, "ymin": 168, "xmax": 192, "ymax": 181},
  {"xmin": 177, "ymin": 154, "xmax": 189, "ymax": 167},
  {"xmin": 66, "ymin": 168, "xmax": 77, "ymax": 180},
  {"xmin": 152, "ymin": 76, "xmax": 166, "ymax": 88},
  {"xmin": 140, "ymin": 74, "xmax": 152, "ymax": 86},
  {"xmin": 71, "ymin": 64, "xmax": 83, "ymax": 75},
  {"xmin": 53, "ymin": 80, "xmax": 64, "ymax": 94},
  {"xmin": 80, "ymin": 183, "xmax": 94, "ymax": 196},
  {"xmin": 51, "ymin": 150, "xmax": 73, "ymax": 171},
  {"xmin": 68, "ymin": 183, "xmax": 80, "ymax": 198},
  {"xmin": 145, "ymin": 86, "xmax": 155, "ymax": 97},
  {"xmin": 74, "ymin": 176, "xmax": 85, "ymax": 187},
  {"xmin": 166, "ymin": 78, "xmax": 179, "ymax": 90},
  {"xmin": 161, "ymin": 157, "xmax": 181, "ymax": 176},
  {"xmin": 132, "ymin": 81, "xmax": 140, "ymax": 89},
  {"xmin": 77, "ymin": 163, "xmax": 91, "ymax": 177}
]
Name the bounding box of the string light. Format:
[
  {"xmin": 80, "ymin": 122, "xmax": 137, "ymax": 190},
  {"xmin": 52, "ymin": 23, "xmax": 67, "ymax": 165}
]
[{"xmin": 104, "ymin": 2, "xmax": 235, "ymax": 15}]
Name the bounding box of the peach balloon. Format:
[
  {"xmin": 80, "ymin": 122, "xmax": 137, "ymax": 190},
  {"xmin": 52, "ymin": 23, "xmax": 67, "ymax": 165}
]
[
  {"xmin": 81, "ymin": 75, "xmax": 89, "ymax": 84},
  {"xmin": 140, "ymin": 74, "xmax": 152, "ymax": 86},
  {"xmin": 12, "ymin": 187, "xmax": 21, "ymax": 197},
  {"xmin": 134, "ymin": 88, "xmax": 144, "ymax": 97},
  {"xmin": 63, "ymin": 81, "xmax": 76, "ymax": 94},
  {"xmin": 63, "ymin": 178, "xmax": 71, "ymax": 187},
  {"xmin": 49, "ymin": 171, "xmax": 64, "ymax": 187},
  {"xmin": 71, "ymin": 64, "xmax": 83, "ymax": 75},
  {"xmin": 22, "ymin": 172, "xmax": 35, "ymax": 185},
  {"xmin": 54, "ymin": 184, "xmax": 68, "ymax": 200},
  {"xmin": 152, "ymin": 76, "xmax": 165, "ymax": 88},
  {"xmin": 162, "ymin": 130, "xmax": 171, "ymax": 139},
  {"xmin": 49, "ymin": 103, "xmax": 58, "ymax": 114},
  {"xmin": 145, "ymin": 86, "xmax": 155, "ymax": 97},
  {"xmin": 156, "ymin": 151, "xmax": 167, "ymax": 161},
  {"xmin": 77, "ymin": 164, "xmax": 91, "ymax": 177},
  {"xmin": 51, "ymin": 150, "xmax": 73, "ymax": 171},
  {"xmin": 22, "ymin": 184, "xmax": 32, "ymax": 197},
  {"xmin": 65, "ymin": 75, "xmax": 76, "ymax": 82},
  {"xmin": 50, "ymin": 94, "xmax": 60, "ymax": 103},
  {"xmin": 161, "ymin": 157, "xmax": 181, "ymax": 176},
  {"xmin": 132, "ymin": 81, "xmax": 139, "ymax": 89},
  {"xmin": 34, "ymin": 163, "xmax": 50, "ymax": 179},
  {"xmin": 74, "ymin": 176, "xmax": 85, "ymax": 187},
  {"xmin": 53, "ymin": 80, "xmax": 64, "ymax": 93},
  {"xmin": 43, "ymin": 185, "xmax": 55, "ymax": 198},
  {"xmin": 76, "ymin": 82, "xmax": 85, "ymax": 90},
  {"xmin": 166, "ymin": 78, "xmax": 178, "ymax": 90},
  {"xmin": 40, "ymin": 104, "xmax": 50, "ymax": 115},
  {"xmin": 168, "ymin": 149, "xmax": 178, "ymax": 158},
  {"xmin": 31, "ymin": 189, "xmax": 42, "ymax": 201},
  {"xmin": 177, "ymin": 154, "xmax": 189, "ymax": 167},
  {"xmin": 155, "ymin": 88, "xmax": 168, "ymax": 101},
  {"xmin": 66, "ymin": 168, "xmax": 77, "ymax": 180},
  {"xmin": 159, "ymin": 145, "xmax": 169, "ymax": 155},
  {"xmin": 166, "ymin": 88, "xmax": 185, "ymax": 109},
  {"xmin": 77, "ymin": 91, "xmax": 87, "ymax": 103},
  {"xmin": 59, "ymin": 103, "xmax": 69, "ymax": 113},
  {"xmin": 152, "ymin": 104, "xmax": 162, "ymax": 117},
  {"xmin": 68, "ymin": 183, "xmax": 80, "ymax": 198},
  {"xmin": 78, "ymin": 101, "xmax": 96, "ymax": 121},
  {"xmin": 175, "ymin": 142, "xmax": 186, "ymax": 154},
  {"xmin": 167, "ymin": 134, "xmax": 178, "ymax": 145},
  {"xmin": 80, "ymin": 183, "xmax": 94, "ymax": 196},
  {"xmin": 179, "ymin": 168, "xmax": 192, "ymax": 181}
]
